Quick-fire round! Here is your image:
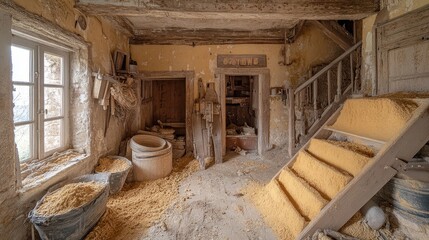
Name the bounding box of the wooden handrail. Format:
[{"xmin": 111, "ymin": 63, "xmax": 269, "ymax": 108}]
[
  {"xmin": 288, "ymin": 41, "xmax": 362, "ymax": 156},
  {"xmin": 294, "ymin": 41, "xmax": 362, "ymax": 94}
]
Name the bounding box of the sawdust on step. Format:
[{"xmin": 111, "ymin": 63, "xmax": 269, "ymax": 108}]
[
  {"xmin": 278, "ymin": 169, "xmax": 328, "ymax": 220},
  {"xmin": 85, "ymin": 156, "xmax": 199, "ymax": 240},
  {"xmin": 35, "ymin": 181, "xmax": 104, "ymax": 216},
  {"xmin": 330, "ymin": 98, "xmax": 418, "ymax": 142},
  {"xmin": 95, "ymin": 157, "xmax": 129, "ymax": 173},
  {"xmin": 291, "ymin": 151, "xmax": 353, "ymax": 200},
  {"xmin": 244, "ymin": 181, "xmax": 307, "ymax": 240},
  {"xmin": 307, "ymin": 139, "xmax": 373, "ymax": 177}
]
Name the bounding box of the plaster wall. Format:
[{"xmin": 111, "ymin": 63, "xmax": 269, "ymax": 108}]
[
  {"xmin": 361, "ymin": 0, "xmax": 429, "ymax": 95},
  {"xmin": 0, "ymin": 0, "xmax": 130, "ymax": 238},
  {"xmin": 131, "ymin": 23, "xmax": 342, "ymax": 147}
]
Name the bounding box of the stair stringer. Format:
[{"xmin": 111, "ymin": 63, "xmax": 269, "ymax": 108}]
[{"xmin": 275, "ymin": 99, "xmax": 429, "ymax": 239}]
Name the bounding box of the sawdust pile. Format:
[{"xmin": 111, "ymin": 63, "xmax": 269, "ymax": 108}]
[
  {"xmin": 85, "ymin": 156, "xmax": 199, "ymax": 240},
  {"xmin": 331, "ymin": 98, "xmax": 418, "ymax": 141},
  {"xmin": 308, "ymin": 139, "xmax": 373, "ymax": 177},
  {"xmin": 332, "ymin": 98, "xmax": 418, "ymax": 141},
  {"xmin": 278, "ymin": 169, "xmax": 328, "ymax": 220},
  {"xmin": 35, "ymin": 182, "xmax": 104, "ymax": 216},
  {"xmin": 95, "ymin": 157, "xmax": 129, "ymax": 173},
  {"xmin": 244, "ymin": 181, "xmax": 307, "ymax": 240},
  {"xmin": 340, "ymin": 212, "xmax": 379, "ymax": 240},
  {"xmin": 292, "ymin": 151, "xmax": 352, "ymax": 200}
]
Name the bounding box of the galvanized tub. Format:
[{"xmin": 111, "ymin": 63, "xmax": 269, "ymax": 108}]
[
  {"xmin": 28, "ymin": 174, "xmax": 110, "ymax": 240},
  {"xmin": 94, "ymin": 156, "xmax": 132, "ymax": 194}
]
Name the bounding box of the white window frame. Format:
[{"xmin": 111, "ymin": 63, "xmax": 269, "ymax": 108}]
[{"xmin": 12, "ymin": 36, "xmax": 70, "ymax": 162}]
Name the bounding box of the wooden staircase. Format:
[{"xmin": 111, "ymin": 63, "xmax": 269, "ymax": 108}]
[
  {"xmin": 273, "ymin": 96, "xmax": 429, "ymax": 239},
  {"xmin": 288, "ymin": 41, "xmax": 362, "ymax": 157}
]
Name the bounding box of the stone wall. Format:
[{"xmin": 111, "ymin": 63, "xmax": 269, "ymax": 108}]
[{"xmin": 0, "ymin": 0, "xmax": 131, "ymax": 238}]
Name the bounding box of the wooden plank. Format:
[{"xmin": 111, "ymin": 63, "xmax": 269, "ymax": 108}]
[
  {"xmin": 313, "ymin": 79, "xmax": 318, "ymax": 119},
  {"xmin": 350, "ymin": 53, "xmax": 354, "ymax": 93},
  {"xmin": 324, "ymin": 127, "xmax": 386, "ymax": 145},
  {"xmin": 213, "ymin": 112, "xmax": 223, "ymax": 164},
  {"xmin": 258, "ymin": 73, "xmax": 270, "ymax": 155},
  {"xmin": 288, "ymin": 88, "xmax": 295, "ymax": 157},
  {"xmin": 192, "ymin": 111, "xmax": 206, "ymax": 170},
  {"xmin": 336, "ymin": 60, "xmax": 342, "ymax": 101},
  {"xmin": 298, "ymin": 100, "xmax": 429, "ymax": 239},
  {"xmin": 327, "ymin": 69, "xmax": 332, "ymax": 104},
  {"xmin": 76, "ymin": 0, "xmax": 379, "ymax": 19}
]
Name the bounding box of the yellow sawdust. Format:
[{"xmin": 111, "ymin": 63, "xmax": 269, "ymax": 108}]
[{"xmin": 85, "ymin": 156, "xmax": 199, "ymax": 240}]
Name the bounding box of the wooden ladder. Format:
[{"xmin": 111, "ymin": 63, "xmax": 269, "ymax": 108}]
[{"xmin": 277, "ymin": 98, "xmax": 429, "ymax": 239}]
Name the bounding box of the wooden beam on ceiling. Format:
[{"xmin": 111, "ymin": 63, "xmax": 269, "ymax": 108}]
[
  {"xmin": 76, "ymin": 0, "xmax": 380, "ymax": 20},
  {"xmin": 130, "ymin": 28, "xmax": 285, "ymax": 45},
  {"xmin": 311, "ymin": 20, "xmax": 354, "ymax": 50}
]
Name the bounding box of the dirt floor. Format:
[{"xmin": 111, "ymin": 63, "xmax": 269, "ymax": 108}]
[{"xmin": 141, "ymin": 146, "xmax": 290, "ymax": 240}]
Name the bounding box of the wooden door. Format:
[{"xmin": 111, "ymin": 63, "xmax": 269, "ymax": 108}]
[
  {"xmin": 377, "ymin": 5, "xmax": 429, "ymax": 94},
  {"xmin": 152, "ymin": 79, "xmax": 186, "ymax": 123}
]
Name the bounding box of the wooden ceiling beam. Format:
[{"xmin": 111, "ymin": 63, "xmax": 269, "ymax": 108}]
[
  {"xmin": 130, "ymin": 28, "xmax": 285, "ymax": 45},
  {"xmin": 76, "ymin": 0, "xmax": 380, "ymax": 20}
]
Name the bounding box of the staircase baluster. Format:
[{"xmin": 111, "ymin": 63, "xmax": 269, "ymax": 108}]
[{"xmin": 336, "ymin": 60, "xmax": 343, "ymax": 102}]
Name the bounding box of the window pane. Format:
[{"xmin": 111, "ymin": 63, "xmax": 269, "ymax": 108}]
[
  {"xmin": 14, "ymin": 124, "xmax": 32, "ymax": 161},
  {"xmin": 44, "ymin": 53, "xmax": 63, "ymax": 85},
  {"xmin": 13, "ymin": 85, "xmax": 32, "ymax": 123},
  {"xmin": 11, "ymin": 46, "xmax": 31, "ymax": 83},
  {"xmin": 44, "ymin": 87, "xmax": 63, "ymax": 118},
  {"xmin": 44, "ymin": 119, "xmax": 63, "ymax": 153}
]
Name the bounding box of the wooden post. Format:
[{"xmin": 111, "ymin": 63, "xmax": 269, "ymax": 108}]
[
  {"xmin": 288, "ymin": 88, "xmax": 295, "ymax": 157},
  {"xmin": 327, "ymin": 69, "xmax": 332, "ymax": 105},
  {"xmin": 350, "ymin": 53, "xmax": 354, "ymax": 93},
  {"xmin": 336, "ymin": 60, "xmax": 342, "ymax": 102},
  {"xmin": 313, "ymin": 79, "xmax": 318, "ymax": 119}
]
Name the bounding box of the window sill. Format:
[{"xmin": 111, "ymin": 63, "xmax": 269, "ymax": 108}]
[{"xmin": 18, "ymin": 150, "xmax": 89, "ymax": 194}]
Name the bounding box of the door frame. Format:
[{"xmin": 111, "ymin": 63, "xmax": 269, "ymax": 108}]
[
  {"xmin": 140, "ymin": 71, "xmax": 194, "ymax": 152},
  {"xmin": 214, "ymin": 68, "xmax": 270, "ymax": 155}
]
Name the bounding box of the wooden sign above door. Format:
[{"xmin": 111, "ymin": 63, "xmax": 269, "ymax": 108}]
[{"xmin": 217, "ymin": 54, "xmax": 267, "ymax": 68}]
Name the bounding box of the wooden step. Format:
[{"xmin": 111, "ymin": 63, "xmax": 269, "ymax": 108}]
[
  {"xmin": 266, "ymin": 180, "xmax": 308, "ymax": 238},
  {"xmin": 291, "ymin": 151, "xmax": 353, "ymax": 200},
  {"xmin": 278, "ymin": 169, "xmax": 329, "ymax": 220},
  {"xmin": 329, "ymin": 98, "xmax": 418, "ymax": 142},
  {"xmin": 307, "ymin": 139, "xmax": 373, "ymax": 177}
]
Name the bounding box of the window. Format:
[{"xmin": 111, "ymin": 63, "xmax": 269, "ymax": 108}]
[{"xmin": 12, "ymin": 37, "xmax": 69, "ymax": 162}]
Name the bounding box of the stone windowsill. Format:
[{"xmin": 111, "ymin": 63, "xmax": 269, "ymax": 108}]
[{"xmin": 18, "ymin": 150, "xmax": 89, "ymax": 195}]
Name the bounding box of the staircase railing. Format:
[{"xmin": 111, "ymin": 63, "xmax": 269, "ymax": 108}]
[{"xmin": 288, "ymin": 41, "xmax": 362, "ymax": 156}]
